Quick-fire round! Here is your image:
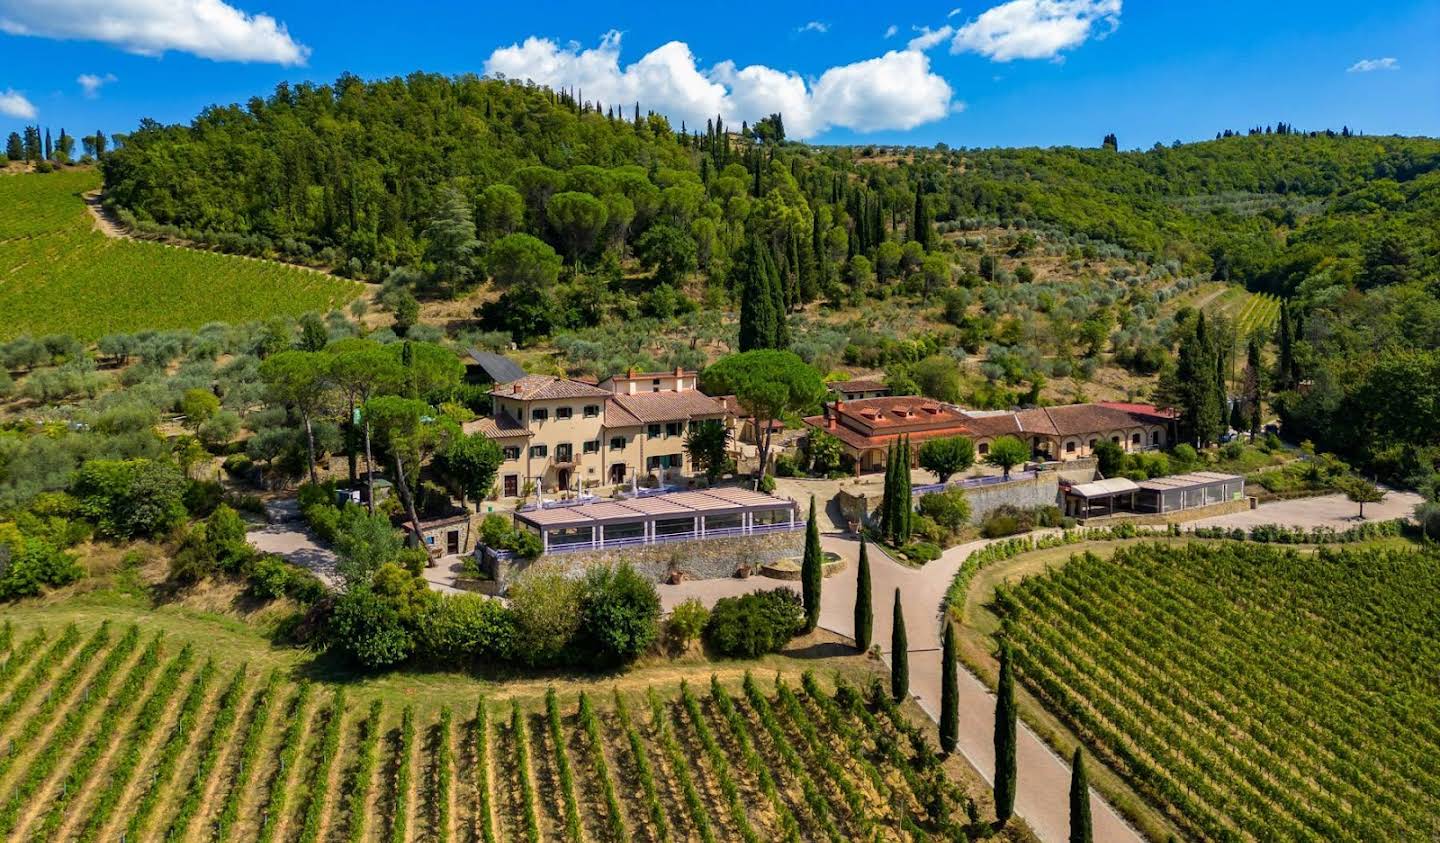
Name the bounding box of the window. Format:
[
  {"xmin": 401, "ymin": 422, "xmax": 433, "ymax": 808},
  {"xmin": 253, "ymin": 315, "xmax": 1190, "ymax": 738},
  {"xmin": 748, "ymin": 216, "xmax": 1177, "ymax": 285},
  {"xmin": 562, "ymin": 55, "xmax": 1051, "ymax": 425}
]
[
  {"xmin": 665, "ymin": 422, "xmax": 682, "ymax": 437},
  {"xmin": 1131, "ymin": 433, "xmax": 1142, "ymax": 445},
  {"xmin": 1111, "ymin": 436, "xmax": 1120, "ymax": 444},
  {"xmin": 556, "ymin": 443, "xmax": 573, "ymax": 461},
  {"xmin": 1088, "ymin": 439, "xmax": 1097, "ymax": 450},
  {"xmin": 1065, "ymin": 441, "xmax": 1076, "ymax": 453},
  {"xmin": 529, "ymin": 444, "xmax": 548, "ymax": 458},
  {"xmin": 583, "ymin": 440, "xmax": 599, "ymax": 454},
  {"xmin": 652, "ymin": 378, "xmax": 661, "ymax": 392},
  {"xmin": 610, "ymin": 436, "xmax": 626, "ymax": 450},
  {"xmin": 647, "ymin": 424, "xmax": 661, "ymax": 439},
  {"xmin": 978, "ymin": 442, "xmax": 989, "ymax": 455},
  {"xmin": 648, "ymin": 454, "xmax": 679, "ymax": 470},
  {"xmin": 531, "ymin": 408, "xmax": 548, "ymax": 422},
  {"xmin": 583, "ymin": 404, "xmax": 600, "ymax": 418},
  {"xmin": 1151, "ymin": 430, "xmax": 1161, "ymax": 445},
  {"xmin": 556, "ymin": 407, "xmax": 572, "ymax": 420},
  {"xmin": 502, "ymin": 446, "xmax": 521, "ymax": 461}
]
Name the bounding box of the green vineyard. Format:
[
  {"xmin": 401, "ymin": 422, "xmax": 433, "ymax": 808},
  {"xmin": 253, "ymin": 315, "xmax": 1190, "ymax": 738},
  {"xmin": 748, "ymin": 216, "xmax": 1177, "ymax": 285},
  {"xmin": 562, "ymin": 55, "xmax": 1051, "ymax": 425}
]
[
  {"xmin": 1000, "ymin": 542, "xmax": 1440, "ymax": 841},
  {"xmin": 0, "ymin": 170, "xmax": 360, "ymax": 340},
  {"xmin": 0, "ymin": 620, "xmax": 970, "ymax": 842}
]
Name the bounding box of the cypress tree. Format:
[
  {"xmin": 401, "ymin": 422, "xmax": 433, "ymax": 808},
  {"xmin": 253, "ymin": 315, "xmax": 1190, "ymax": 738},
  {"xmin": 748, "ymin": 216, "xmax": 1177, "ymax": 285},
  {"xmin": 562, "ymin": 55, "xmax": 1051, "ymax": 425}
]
[
  {"xmin": 896, "ymin": 436, "xmax": 913, "ymax": 544},
  {"xmin": 854, "ymin": 536, "xmax": 873, "ymax": 651},
  {"xmin": 994, "ymin": 639, "xmax": 1017, "ymax": 826},
  {"xmin": 737, "ymin": 238, "xmax": 776, "ymax": 352},
  {"xmin": 940, "ymin": 622, "xmax": 958, "ymax": 753},
  {"xmin": 881, "ymin": 442, "xmax": 899, "ymax": 543},
  {"xmin": 1277, "ymin": 302, "xmax": 1294, "ymax": 390},
  {"xmin": 1069, "ymin": 747, "xmax": 1093, "ymax": 843},
  {"xmin": 801, "ymin": 496, "xmax": 822, "ymax": 632},
  {"xmin": 890, "ymin": 589, "xmax": 908, "ymax": 702},
  {"xmin": 767, "ymin": 244, "xmax": 789, "ymax": 348}
]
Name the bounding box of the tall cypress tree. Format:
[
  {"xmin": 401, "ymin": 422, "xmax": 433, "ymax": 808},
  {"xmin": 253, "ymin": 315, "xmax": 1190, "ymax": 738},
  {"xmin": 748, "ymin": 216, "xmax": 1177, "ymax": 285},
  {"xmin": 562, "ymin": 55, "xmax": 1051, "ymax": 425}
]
[
  {"xmin": 1069, "ymin": 747, "xmax": 1093, "ymax": 843},
  {"xmin": 890, "ymin": 589, "xmax": 908, "ymax": 702},
  {"xmin": 801, "ymin": 496, "xmax": 822, "ymax": 633},
  {"xmin": 1243, "ymin": 336, "xmax": 1264, "ymax": 439},
  {"xmin": 994, "ymin": 639, "xmax": 1018, "ymax": 826},
  {"xmin": 854, "ymin": 536, "xmax": 873, "ymax": 651},
  {"xmin": 1277, "ymin": 302, "xmax": 1294, "ymax": 390},
  {"xmin": 879, "ymin": 443, "xmax": 894, "ymax": 538},
  {"xmin": 895, "ymin": 436, "xmax": 913, "ymax": 544},
  {"xmin": 940, "ymin": 622, "xmax": 958, "ymax": 753},
  {"xmin": 766, "ymin": 244, "xmax": 789, "ymax": 348},
  {"xmin": 737, "ymin": 238, "xmax": 776, "ymax": 352}
]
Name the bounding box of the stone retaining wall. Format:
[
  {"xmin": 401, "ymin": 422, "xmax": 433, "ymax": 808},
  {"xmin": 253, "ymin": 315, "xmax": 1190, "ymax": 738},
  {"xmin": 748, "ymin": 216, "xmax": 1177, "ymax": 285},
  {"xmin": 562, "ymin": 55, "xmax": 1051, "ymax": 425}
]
[{"xmin": 491, "ymin": 531, "xmax": 803, "ymax": 591}]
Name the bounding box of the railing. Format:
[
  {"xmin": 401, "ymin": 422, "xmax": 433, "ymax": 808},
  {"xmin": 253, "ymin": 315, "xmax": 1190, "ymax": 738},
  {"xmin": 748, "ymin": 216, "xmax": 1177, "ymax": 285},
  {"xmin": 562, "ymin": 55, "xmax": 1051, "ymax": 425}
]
[
  {"xmin": 913, "ymin": 470, "xmax": 1039, "ymax": 497},
  {"xmin": 515, "ymin": 493, "xmax": 600, "ymax": 513},
  {"xmin": 543, "ymin": 519, "xmax": 806, "ymax": 555},
  {"xmin": 615, "ymin": 484, "xmax": 684, "ymax": 500}
]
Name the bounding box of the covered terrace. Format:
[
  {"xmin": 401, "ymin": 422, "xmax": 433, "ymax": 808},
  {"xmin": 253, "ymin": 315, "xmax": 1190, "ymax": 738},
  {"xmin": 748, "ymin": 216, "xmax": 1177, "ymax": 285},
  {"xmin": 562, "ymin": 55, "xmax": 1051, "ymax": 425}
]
[
  {"xmin": 1062, "ymin": 477, "xmax": 1141, "ymax": 518},
  {"xmin": 512, "ymin": 487, "xmax": 802, "ymax": 555}
]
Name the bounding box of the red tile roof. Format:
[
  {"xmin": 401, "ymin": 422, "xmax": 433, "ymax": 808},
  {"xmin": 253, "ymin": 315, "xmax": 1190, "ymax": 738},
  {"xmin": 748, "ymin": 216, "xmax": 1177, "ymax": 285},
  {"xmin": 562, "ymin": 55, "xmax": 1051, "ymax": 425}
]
[
  {"xmin": 606, "ymin": 390, "xmax": 729, "ymax": 425},
  {"xmin": 491, "ymin": 374, "xmax": 612, "ymax": 400}
]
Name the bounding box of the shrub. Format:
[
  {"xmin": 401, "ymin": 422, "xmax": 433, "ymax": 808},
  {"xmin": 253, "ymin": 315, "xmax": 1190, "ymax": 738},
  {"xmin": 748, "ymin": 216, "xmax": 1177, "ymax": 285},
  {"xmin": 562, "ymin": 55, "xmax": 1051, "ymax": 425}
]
[
  {"xmin": 72, "ymin": 458, "xmax": 188, "ymax": 539},
  {"xmin": 182, "ymin": 480, "xmax": 224, "ymax": 518},
  {"xmin": 980, "ymin": 513, "xmax": 1023, "ymax": 539},
  {"xmin": 0, "ymin": 536, "xmax": 83, "ymax": 600},
  {"xmin": 666, "ymin": 598, "xmax": 709, "ymax": 650},
  {"xmin": 757, "ymin": 474, "xmax": 776, "ymax": 493},
  {"xmin": 902, "ymin": 541, "xmax": 942, "ymax": 563},
  {"xmin": 918, "ymin": 486, "xmax": 971, "ymax": 533},
  {"xmin": 704, "ymin": 589, "xmax": 805, "ymax": 658},
  {"xmin": 247, "ymin": 555, "xmax": 293, "ymax": 599},
  {"xmin": 576, "ymin": 564, "xmax": 661, "ymax": 668},
  {"xmin": 329, "ymin": 581, "xmax": 418, "ymax": 669},
  {"xmin": 417, "ymin": 593, "xmax": 515, "ymax": 663},
  {"xmin": 507, "ymin": 564, "xmax": 583, "ymax": 666}
]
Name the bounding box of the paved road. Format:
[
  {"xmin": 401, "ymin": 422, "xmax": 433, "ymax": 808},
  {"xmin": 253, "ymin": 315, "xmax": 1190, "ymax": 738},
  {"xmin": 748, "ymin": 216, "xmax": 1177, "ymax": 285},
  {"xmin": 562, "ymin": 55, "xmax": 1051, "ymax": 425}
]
[{"xmin": 659, "ymin": 490, "xmax": 1421, "ymax": 843}]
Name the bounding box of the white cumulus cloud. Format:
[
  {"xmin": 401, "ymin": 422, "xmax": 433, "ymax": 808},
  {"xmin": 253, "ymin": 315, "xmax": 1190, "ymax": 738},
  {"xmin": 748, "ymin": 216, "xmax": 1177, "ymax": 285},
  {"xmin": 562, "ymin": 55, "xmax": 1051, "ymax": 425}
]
[
  {"xmin": 0, "ymin": 0, "xmax": 310, "ymax": 65},
  {"xmin": 908, "ymin": 25, "xmax": 955, "ymax": 52},
  {"xmin": 797, "ymin": 21, "xmax": 829, "ymax": 34},
  {"xmin": 483, "ymin": 31, "xmax": 954, "ymax": 138},
  {"xmin": 1348, "ymin": 57, "xmax": 1398, "ymax": 73},
  {"xmin": 951, "ymin": 0, "xmax": 1121, "ymax": 62},
  {"xmin": 77, "ymin": 72, "xmax": 117, "ymax": 97},
  {"xmin": 0, "ymin": 88, "xmax": 36, "ymax": 118}
]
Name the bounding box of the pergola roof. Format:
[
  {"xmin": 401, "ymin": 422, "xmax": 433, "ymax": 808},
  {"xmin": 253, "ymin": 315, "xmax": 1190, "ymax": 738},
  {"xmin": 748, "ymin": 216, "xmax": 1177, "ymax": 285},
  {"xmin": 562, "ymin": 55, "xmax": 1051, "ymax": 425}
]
[
  {"xmin": 1068, "ymin": 477, "xmax": 1141, "ymax": 499},
  {"xmin": 515, "ymin": 488, "xmax": 795, "ymax": 530},
  {"xmin": 1137, "ymin": 471, "xmax": 1242, "ymax": 491}
]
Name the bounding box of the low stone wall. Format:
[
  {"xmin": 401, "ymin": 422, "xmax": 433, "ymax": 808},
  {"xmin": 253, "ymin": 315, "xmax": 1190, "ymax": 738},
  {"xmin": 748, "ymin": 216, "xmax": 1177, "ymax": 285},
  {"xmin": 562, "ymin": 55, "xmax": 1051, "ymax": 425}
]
[
  {"xmin": 493, "ymin": 531, "xmax": 803, "ymax": 590},
  {"xmin": 1077, "ymin": 496, "xmax": 1253, "ymax": 527},
  {"xmin": 962, "ymin": 473, "xmax": 1062, "ymax": 523},
  {"xmin": 838, "ymin": 471, "xmax": 1065, "ymax": 527}
]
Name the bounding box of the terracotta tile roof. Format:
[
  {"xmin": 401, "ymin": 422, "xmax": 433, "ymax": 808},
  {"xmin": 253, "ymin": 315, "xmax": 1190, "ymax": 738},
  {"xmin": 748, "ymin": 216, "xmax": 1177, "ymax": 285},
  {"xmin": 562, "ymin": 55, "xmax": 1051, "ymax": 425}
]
[
  {"xmin": 829, "ymin": 396, "xmax": 972, "ymax": 434},
  {"xmin": 960, "ymin": 403, "xmax": 1174, "ymax": 439},
  {"xmin": 491, "ymin": 374, "xmax": 611, "ymax": 400},
  {"xmin": 831, "ymin": 378, "xmax": 890, "ymax": 394},
  {"xmin": 606, "ymin": 390, "xmax": 728, "ymax": 425},
  {"xmin": 465, "ymin": 410, "xmax": 532, "ymax": 439}
]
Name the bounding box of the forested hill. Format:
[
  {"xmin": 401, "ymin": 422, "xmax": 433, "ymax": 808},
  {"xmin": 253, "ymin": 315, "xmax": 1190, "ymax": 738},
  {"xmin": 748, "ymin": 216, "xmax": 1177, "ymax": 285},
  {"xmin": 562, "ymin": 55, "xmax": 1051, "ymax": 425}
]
[
  {"xmin": 102, "ymin": 72, "xmax": 1439, "ymax": 300},
  {"xmin": 100, "ymin": 73, "xmax": 696, "ymax": 272}
]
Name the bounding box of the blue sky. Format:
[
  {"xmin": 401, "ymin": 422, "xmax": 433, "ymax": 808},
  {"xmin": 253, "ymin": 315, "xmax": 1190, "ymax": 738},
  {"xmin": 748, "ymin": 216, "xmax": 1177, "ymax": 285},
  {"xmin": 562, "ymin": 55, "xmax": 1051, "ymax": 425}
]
[{"xmin": 1, "ymin": 0, "xmax": 1435, "ymax": 150}]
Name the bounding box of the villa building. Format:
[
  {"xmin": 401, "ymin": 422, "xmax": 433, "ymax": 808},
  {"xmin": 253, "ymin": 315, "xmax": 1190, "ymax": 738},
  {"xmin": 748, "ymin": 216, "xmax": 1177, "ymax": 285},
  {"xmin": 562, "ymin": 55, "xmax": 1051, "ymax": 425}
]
[
  {"xmin": 471, "ymin": 368, "xmax": 732, "ymax": 498},
  {"xmin": 804, "ymin": 397, "xmax": 1175, "ymax": 474}
]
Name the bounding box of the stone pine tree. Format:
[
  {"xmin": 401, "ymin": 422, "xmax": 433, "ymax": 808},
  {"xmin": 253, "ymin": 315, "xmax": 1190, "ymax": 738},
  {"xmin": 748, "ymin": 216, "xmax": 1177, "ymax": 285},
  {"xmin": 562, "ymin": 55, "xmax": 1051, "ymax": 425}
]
[
  {"xmin": 890, "ymin": 588, "xmax": 908, "ymax": 702},
  {"xmin": 994, "ymin": 639, "xmax": 1018, "ymax": 826},
  {"xmin": 801, "ymin": 496, "xmax": 823, "ymax": 632},
  {"xmin": 1069, "ymin": 747, "xmax": 1093, "ymax": 843},
  {"xmin": 940, "ymin": 621, "xmax": 959, "ymax": 753},
  {"xmin": 854, "ymin": 536, "xmax": 873, "ymax": 651}
]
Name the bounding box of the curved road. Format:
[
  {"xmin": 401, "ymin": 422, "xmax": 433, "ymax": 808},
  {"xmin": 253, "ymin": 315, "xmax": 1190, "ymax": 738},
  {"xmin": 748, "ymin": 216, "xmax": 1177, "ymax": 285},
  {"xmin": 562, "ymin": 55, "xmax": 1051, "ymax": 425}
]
[{"xmin": 657, "ymin": 488, "xmax": 1422, "ymax": 842}]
